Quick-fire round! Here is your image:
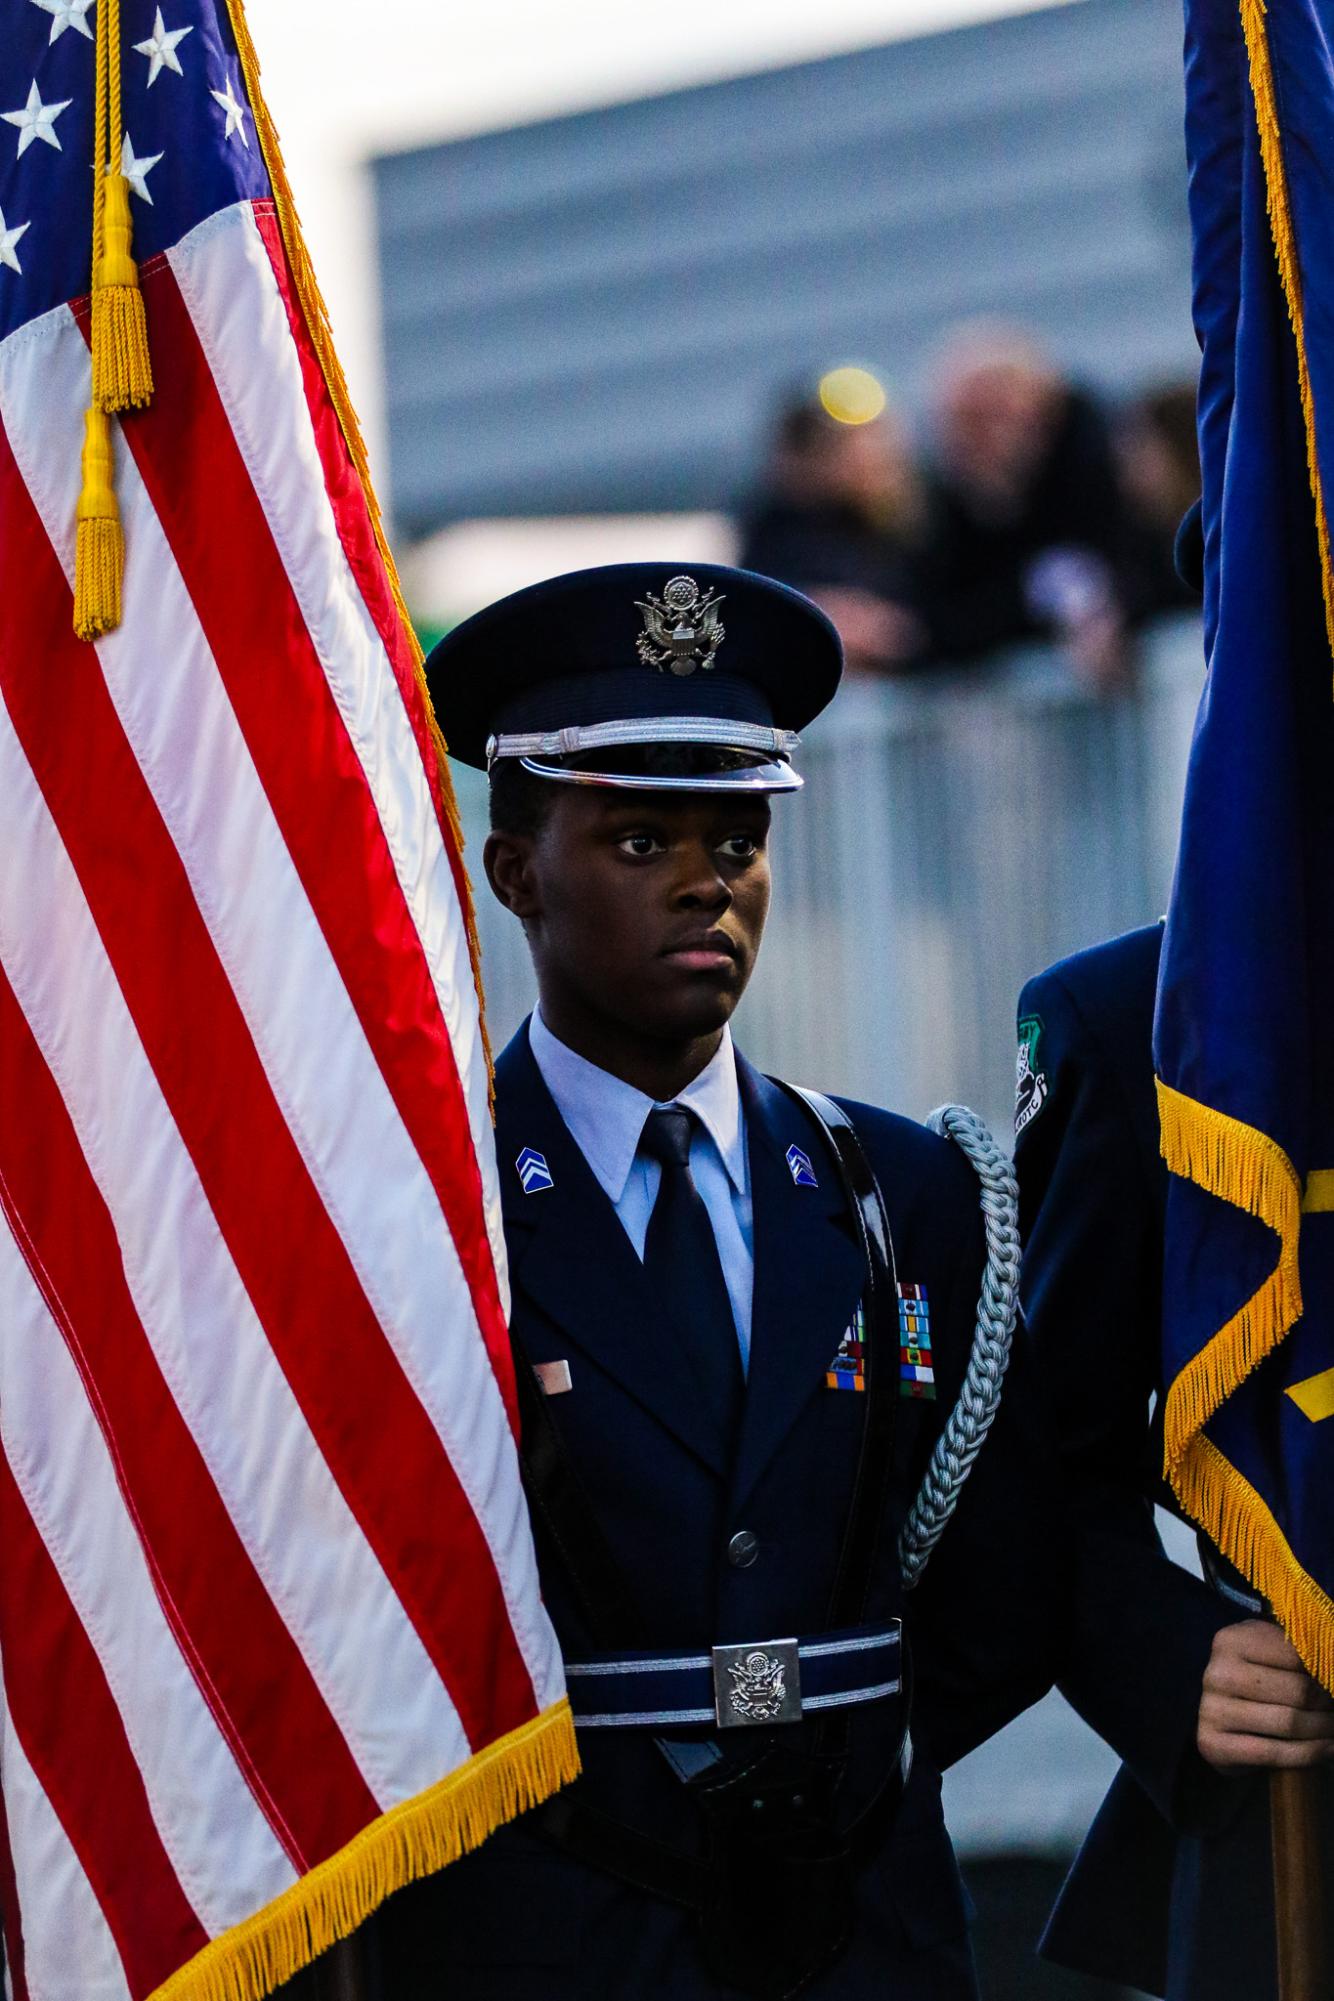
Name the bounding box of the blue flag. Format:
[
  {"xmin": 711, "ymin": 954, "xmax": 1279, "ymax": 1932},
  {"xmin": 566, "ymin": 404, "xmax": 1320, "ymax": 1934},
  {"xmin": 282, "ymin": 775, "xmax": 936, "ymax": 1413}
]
[{"xmin": 1156, "ymin": 0, "xmax": 1334, "ymax": 1689}]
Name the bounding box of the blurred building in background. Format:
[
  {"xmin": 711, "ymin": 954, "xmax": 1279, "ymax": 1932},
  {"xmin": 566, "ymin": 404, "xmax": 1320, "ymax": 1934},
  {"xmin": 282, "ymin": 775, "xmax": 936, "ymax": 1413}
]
[
  {"xmin": 371, "ymin": 4, "xmax": 1199, "ymax": 1991},
  {"xmin": 371, "ymin": 0, "xmax": 1193, "ymax": 563}
]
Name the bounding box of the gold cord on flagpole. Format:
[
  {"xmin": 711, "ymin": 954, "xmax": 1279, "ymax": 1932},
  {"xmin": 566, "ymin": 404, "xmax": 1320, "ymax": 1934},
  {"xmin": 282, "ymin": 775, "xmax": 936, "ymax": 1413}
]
[
  {"xmin": 74, "ymin": 0, "xmax": 121, "ymax": 640},
  {"xmin": 74, "ymin": 0, "xmax": 152, "ymax": 640},
  {"xmin": 92, "ymin": 0, "xmax": 153, "ymax": 412}
]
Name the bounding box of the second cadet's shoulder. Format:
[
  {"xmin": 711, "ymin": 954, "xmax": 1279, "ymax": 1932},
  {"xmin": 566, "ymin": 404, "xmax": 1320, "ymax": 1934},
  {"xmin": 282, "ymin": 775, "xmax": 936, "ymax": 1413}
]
[{"xmin": 1019, "ymin": 922, "xmax": 1162, "ymax": 1047}]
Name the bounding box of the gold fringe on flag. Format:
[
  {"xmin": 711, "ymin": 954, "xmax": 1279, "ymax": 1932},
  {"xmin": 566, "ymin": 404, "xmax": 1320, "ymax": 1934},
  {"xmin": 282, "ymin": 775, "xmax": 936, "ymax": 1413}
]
[
  {"xmin": 147, "ymin": 1699, "xmax": 580, "ymax": 2001},
  {"xmin": 1172, "ymin": 1436, "xmax": 1334, "ymax": 1697},
  {"xmin": 1156, "ymin": 1078, "xmax": 1303, "ymax": 1471},
  {"xmin": 221, "ymin": 0, "xmax": 491, "ymax": 1084},
  {"xmin": 1239, "ymin": 0, "xmax": 1334, "ymax": 680},
  {"xmin": 1155, "ymin": 1083, "xmax": 1334, "ymax": 1693}
]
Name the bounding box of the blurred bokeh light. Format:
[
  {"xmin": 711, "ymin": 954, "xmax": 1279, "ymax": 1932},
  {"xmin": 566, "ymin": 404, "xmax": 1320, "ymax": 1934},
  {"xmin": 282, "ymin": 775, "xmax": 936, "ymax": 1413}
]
[{"xmin": 818, "ymin": 365, "xmax": 889, "ymax": 425}]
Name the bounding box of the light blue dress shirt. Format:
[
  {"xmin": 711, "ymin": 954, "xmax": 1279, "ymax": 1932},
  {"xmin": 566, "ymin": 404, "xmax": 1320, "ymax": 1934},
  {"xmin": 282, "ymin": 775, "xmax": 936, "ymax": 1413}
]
[{"xmin": 527, "ymin": 1010, "xmax": 755, "ymax": 1369}]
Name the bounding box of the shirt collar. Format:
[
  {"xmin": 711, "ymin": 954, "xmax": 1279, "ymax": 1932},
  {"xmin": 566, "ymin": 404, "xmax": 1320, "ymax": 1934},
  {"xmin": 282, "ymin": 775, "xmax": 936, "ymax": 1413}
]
[
  {"xmin": 527, "ymin": 1010, "xmax": 746, "ymax": 1205},
  {"xmin": 674, "ymin": 1030, "xmax": 746, "ymax": 1195}
]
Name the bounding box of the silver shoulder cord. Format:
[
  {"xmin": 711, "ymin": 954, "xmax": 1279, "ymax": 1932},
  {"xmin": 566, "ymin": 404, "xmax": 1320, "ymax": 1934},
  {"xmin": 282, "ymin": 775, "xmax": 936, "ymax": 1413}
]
[{"xmin": 898, "ymin": 1104, "xmax": 1022, "ymax": 1590}]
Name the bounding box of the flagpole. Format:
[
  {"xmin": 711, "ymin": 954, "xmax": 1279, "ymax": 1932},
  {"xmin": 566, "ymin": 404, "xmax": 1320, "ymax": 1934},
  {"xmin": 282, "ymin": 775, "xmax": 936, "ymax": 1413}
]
[
  {"xmin": 1271, "ymin": 1769, "xmax": 1328, "ymax": 2000},
  {"xmin": 315, "ymin": 1936, "xmax": 370, "ymax": 2001}
]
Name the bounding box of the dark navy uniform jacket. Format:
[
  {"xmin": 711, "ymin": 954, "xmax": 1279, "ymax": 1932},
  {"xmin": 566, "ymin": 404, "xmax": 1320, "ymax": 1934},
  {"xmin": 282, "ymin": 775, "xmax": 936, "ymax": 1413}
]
[
  {"xmin": 1015, "ymin": 922, "xmax": 1311, "ymax": 2001},
  {"xmin": 374, "ymin": 1022, "xmax": 1058, "ymax": 1999}
]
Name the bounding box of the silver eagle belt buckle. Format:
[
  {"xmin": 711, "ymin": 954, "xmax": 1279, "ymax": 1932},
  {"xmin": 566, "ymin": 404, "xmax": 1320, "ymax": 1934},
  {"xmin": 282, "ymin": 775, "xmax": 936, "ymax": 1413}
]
[{"xmin": 711, "ymin": 1638, "xmax": 803, "ymax": 1728}]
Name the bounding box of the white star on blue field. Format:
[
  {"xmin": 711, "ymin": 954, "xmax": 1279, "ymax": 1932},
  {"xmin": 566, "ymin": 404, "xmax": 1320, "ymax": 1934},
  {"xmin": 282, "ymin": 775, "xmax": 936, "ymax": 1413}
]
[{"xmin": 0, "ymin": 0, "xmax": 269, "ymax": 339}]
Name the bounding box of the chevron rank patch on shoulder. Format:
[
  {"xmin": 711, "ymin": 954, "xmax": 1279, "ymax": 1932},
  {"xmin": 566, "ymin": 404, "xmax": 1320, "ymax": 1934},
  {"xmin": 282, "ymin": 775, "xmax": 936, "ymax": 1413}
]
[{"xmin": 516, "ymin": 1147, "xmax": 554, "ymax": 1194}]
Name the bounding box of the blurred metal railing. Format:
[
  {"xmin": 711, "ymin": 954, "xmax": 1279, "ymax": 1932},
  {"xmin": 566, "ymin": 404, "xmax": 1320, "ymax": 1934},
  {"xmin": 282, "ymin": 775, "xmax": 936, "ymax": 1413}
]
[{"xmin": 449, "ymin": 612, "xmax": 1202, "ymax": 1140}]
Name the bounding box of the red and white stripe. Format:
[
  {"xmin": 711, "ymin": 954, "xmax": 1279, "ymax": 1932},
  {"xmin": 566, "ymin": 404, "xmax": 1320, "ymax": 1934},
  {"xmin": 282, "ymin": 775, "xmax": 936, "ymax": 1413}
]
[
  {"xmin": 0, "ymin": 199, "xmax": 564, "ymax": 1999},
  {"xmin": 1, "ymin": 1667, "xmax": 130, "ymax": 2001}
]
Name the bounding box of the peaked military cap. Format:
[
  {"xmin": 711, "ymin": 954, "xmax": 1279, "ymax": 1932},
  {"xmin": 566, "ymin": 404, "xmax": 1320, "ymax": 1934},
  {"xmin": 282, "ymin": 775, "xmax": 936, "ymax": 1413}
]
[{"xmin": 425, "ymin": 562, "xmax": 843, "ymax": 793}]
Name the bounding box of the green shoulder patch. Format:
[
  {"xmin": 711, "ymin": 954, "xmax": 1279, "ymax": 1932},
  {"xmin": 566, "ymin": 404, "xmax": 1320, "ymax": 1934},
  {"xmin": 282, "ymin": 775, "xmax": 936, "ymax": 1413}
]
[{"xmin": 1015, "ymin": 1013, "xmax": 1049, "ymax": 1137}]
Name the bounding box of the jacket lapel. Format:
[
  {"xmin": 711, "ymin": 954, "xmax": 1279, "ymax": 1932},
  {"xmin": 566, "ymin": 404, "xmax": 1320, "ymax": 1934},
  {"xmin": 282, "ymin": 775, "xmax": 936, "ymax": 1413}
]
[
  {"xmin": 730, "ymin": 1057, "xmax": 867, "ymax": 1510},
  {"xmin": 495, "ymin": 1024, "xmax": 732, "ymax": 1478}
]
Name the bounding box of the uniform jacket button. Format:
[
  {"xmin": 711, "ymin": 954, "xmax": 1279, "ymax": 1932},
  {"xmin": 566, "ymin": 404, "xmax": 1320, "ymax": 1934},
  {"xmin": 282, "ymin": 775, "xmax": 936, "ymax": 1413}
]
[{"xmin": 727, "ymin": 1529, "xmax": 759, "ymax": 1568}]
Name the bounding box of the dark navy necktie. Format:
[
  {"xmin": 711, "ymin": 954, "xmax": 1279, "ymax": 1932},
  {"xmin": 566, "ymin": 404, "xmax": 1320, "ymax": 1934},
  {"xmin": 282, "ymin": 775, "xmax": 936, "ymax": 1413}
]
[{"xmin": 639, "ymin": 1105, "xmax": 744, "ymax": 1451}]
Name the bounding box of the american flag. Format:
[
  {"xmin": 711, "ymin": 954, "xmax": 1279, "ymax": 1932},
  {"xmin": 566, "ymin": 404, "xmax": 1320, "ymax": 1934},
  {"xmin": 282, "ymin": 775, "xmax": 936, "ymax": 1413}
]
[{"xmin": 0, "ymin": 5, "xmax": 574, "ymax": 1998}]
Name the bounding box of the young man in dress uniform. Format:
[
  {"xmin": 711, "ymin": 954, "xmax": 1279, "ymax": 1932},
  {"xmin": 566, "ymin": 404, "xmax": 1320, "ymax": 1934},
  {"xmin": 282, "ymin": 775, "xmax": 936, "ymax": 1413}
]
[
  {"xmin": 372, "ymin": 564, "xmax": 1057, "ymax": 2000},
  {"xmin": 1016, "ymin": 919, "xmax": 1334, "ymax": 1999}
]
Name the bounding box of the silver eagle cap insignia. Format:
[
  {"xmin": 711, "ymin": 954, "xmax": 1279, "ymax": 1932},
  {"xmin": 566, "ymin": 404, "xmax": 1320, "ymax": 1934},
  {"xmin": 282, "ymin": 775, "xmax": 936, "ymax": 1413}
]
[{"xmin": 635, "ymin": 574, "xmax": 726, "ymax": 676}]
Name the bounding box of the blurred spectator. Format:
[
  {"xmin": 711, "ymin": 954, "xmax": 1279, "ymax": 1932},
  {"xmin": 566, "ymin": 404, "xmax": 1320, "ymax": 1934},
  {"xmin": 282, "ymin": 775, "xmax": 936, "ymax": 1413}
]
[
  {"xmin": 919, "ymin": 326, "xmax": 1136, "ymax": 691},
  {"xmin": 739, "ymin": 393, "xmax": 931, "ymax": 675},
  {"xmin": 1117, "ymin": 379, "xmax": 1202, "ymax": 618}
]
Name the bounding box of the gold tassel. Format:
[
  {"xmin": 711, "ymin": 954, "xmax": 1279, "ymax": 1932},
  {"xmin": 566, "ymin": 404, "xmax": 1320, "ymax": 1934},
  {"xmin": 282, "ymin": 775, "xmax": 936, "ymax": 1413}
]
[
  {"xmin": 92, "ymin": 170, "xmax": 153, "ymax": 412},
  {"xmin": 71, "ymin": 0, "xmax": 148, "ymax": 636},
  {"xmin": 74, "ymin": 405, "xmax": 123, "ymax": 641}
]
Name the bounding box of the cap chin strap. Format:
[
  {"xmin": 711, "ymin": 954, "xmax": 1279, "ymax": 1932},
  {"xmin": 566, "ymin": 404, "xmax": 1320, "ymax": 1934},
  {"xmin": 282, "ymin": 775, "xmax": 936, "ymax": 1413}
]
[{"xmin": 486, "ymin": 716, "xmax": 801, "ymax": 768}]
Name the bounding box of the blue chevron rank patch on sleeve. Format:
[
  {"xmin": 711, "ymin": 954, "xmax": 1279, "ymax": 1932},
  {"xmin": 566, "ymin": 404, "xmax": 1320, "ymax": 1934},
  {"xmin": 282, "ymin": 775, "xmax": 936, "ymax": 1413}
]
[{"xmin": 516, "ymin": 1147, "xmax": 555, "ymax": 1194}]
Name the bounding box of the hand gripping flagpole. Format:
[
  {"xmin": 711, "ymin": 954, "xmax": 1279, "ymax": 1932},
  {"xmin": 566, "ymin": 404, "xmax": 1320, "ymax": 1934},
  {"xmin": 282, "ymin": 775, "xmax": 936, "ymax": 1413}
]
[{"xmin": 899, "ymin": 1105, "xmax": 1021, "ymax": 1588}]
